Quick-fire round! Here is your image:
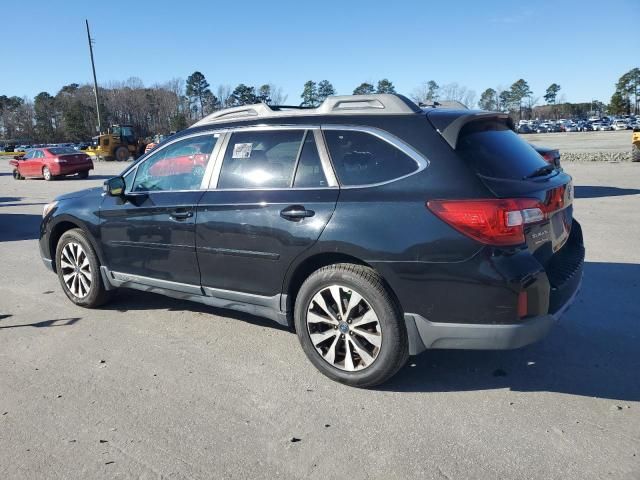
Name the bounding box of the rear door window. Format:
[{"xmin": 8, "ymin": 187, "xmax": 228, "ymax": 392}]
[
  {"xmin": 323, "ymin": 130, "xmax": 418, "ymax": 186},
  {"xmin": 218, "ymin": 130, "xmax": 305, "ymax": 189},
  {"xmin": 457, "ymin": 120, "xmax": 550, "ymax": 180}
]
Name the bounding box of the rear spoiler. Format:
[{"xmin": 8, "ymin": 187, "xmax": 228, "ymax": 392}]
[{"xmin": 426, "ymin": 110, "xmax": 515, "ymax": 149}]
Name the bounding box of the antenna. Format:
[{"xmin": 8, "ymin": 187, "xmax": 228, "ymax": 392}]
[{"xmin": 85, "ymin": 20, "xmax": 102, "ymax": 134}]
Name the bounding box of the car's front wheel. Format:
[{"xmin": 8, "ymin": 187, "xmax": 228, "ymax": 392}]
[
  {"xmin": 294, "ymin": 264, "xmax": 409, "ymax": 387},
  {"xmin": 55, "ymin": 228, "xmax": 112, "ymax": 308},
  {"xmin": 77, "ymin": 171, "xmax": 89, "ymax": 179},
  {"xmin": 12, "ymin": 169, "xmax": 23, "ymax": 180}
]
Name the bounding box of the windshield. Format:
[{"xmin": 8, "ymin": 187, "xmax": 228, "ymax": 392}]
[{"xmin": 457, "ymin": 120, "xmax": 551, "ymax": 180}]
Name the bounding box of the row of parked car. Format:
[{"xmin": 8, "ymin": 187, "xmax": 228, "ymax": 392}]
[
  {"xmin": 1, "ymin": 142, "xmax": 92, "ymax": 153},
  {"xmin": 517, "ymin": 116, "xmax": 639, "ymax": 134}
]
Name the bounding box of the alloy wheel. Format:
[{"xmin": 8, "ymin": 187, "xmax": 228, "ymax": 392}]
[
  {"xmin": 60, "ymin": 242, "xmax": 92, "ymax": 298},
  {"xmin": 306, "ymin": 285, "xmax": 382, "ymax": 371}
]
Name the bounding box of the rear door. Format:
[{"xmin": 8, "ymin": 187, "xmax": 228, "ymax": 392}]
[
  {"xmin": 195, "ymin": 127, "xmax": 339, "ymax": 296},
  {"xmin": 99, "ymin": 133, "xmax": 220, "ymax": 288}
]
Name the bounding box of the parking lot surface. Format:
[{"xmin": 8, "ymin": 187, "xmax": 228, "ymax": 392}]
[{"xmin": 0, "ymin": 160, "xmax": 639, "ymax": 479}]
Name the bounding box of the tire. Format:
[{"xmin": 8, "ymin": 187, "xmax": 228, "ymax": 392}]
[
  {"xmin": 12, "ymin": 169, "xmax": 24, "ymax": 180},
  {"xmin": 114, "ymin": 146, "xmax": 129, "ymax": 162},
  {"xmin": 78, "ymin": 171, "xmax": 89, "ymax": 179},
  {"xmin": 43, "ymin": 166, "xmax": 53, "ymax": 181},
  {"xmin": 55, "ymin": 228, "xmax": 112, "ymax": 308},
  {"xmin": 294, "ymin": 263, "xmax": 409, "ymax": 387}
]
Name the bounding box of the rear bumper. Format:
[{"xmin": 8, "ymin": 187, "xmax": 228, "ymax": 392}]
[{"xmin": 404, "ymin": 276, "xmax": 581, "ymax": 355}]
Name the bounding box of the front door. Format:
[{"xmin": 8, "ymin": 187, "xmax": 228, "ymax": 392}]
[
  {"xmin": 100, "ymin": 133, "xmax": 219, "ymax": 288},
  {"xmin": 196, "ymin": 128, "xmax": 339, "ymax": 297},
  {"xmin": 20, "ymin": 149, "xmax": 40, "ymax": 176}
]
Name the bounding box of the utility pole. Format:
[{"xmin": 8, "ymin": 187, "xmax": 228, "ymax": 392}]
[{"xmin": 85, "ymin": 19, "xmax": 102, "ymax": 134}]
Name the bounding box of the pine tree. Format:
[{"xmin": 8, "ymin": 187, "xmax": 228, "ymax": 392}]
[
  {"xmin": 229, "ymin": 84, "xmax": 257, "ymax": 106},
  {"xmin": 317, "ymin": 80, "xmax": 335, "ymax": 103},
  {"xmin": 353, "ymin": 82, "xmax": 375, "ymax": 95},
  {"xmin": 376, "ymin": 79, "xmax": 396, "ymax": 94},
  {"xmin": 185, "ymin": 71, "xmax": 213, "ymax": 118},
  {"xmin": 300, "ymin": 81, "xmax": 319, "ymax": 107},
  {"xmin": 478, "ymin": 88, "xmax": 497, "ymax": 111}
]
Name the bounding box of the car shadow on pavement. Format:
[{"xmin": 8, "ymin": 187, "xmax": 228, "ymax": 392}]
[
  {"xmin": 102, "ymin": 290, "xmax": 291, "ymax": 332},
  {"xmin": 0, "ymin": 213, "xmax": 41, "ymax": 242},
  {"xmin": 85, "ymin": 174, "xmax": 118, "ymax": 180},
  {"xmin": 0, "ymin": 317, "xmax": 81, "ymax": 329},
  {"xmin": 575, "ymin": 186, "xmax": 640, "ymax": 198},
  {"xmin": 382, "ymin": 261, "xmax": 640, "ymax": 401}
]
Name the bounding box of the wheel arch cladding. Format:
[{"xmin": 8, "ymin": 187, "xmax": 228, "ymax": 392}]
[
  {"xmin": 283, "ymin": 252, "xmax": 403, "ymax": 330},
  {"xmin": 49, "ymin": 219, "xmax": 104, "ymax": 272}
]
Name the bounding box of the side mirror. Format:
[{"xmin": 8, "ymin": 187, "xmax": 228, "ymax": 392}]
[
  {"xmin": 104, "ymin": 176, "xmax": 126, "ymax": 196},
  {"xmin": 14, "ymin": 155, "xmax": 23, "ymax": 160}
]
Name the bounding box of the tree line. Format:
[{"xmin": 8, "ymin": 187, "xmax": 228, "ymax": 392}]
[{"xmin": 1, "ymin": 67, "xmax": 637, "ymax": 143}]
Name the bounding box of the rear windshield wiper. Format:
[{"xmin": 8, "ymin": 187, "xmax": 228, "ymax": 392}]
[{"xmin": 523, "ymin": 164, "xmax": 555, "ymax": 180}]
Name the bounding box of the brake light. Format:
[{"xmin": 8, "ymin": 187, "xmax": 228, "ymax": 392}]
[
  {"xmin": 540, "ymin": 152, "xmax": 555, "ymax": 164},
  {"xmin": 54, "ymin": 157, "xmax": 67, "ymax": 163},
  {"xmin": 426, "ymin": 198, "xmax": 545, "ymax": 246}
]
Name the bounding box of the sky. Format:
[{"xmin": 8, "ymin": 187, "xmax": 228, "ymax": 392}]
[{"xmin": 2, "ymin": 0, "xmax": 638, "ymax": 105}]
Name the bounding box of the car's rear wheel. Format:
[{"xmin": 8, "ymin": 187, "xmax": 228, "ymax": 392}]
[
  {"xmin": 114, "ymin": 146, "xmax": 129, "ymax": 162},
  {"xmin": 12, "ymin": 169, "xmax": 23, "ymax": 180},
  {"xmin": 55, "ymin": 228, "xmax": 112, "ymax": 308},
  {"xmin": 78, "ymin": 171, "xmax": 89, "ymax": 179},
  {"xmin": 43, "ymin": 166, "xmax": 53, "ymax": 181},
  {"xmin": 294, "ymin": 263, "xmax": 408, "ymax": 387}
]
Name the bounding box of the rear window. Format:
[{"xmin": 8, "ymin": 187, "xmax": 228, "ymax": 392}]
[
  {"xmin": 457, "ymin": 120, "xmax": 549, "ymax": 180},
  {"xmin": 47, "ymin": 147, "xmax": 78, "ymax": 155}
]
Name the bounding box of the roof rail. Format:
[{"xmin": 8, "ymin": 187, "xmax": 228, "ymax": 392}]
[{"xmin": 191, "ymin": 94, "xmax": 421, "ymax": 127}]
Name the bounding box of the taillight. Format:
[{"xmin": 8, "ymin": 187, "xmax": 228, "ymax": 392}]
[
  {"xmin": 540, "ymin": 152, "xmax": 555, "ymax": 164},
  {"xmin": 426, "ymin": 198, "xmax": 545, "ymax": 246}
]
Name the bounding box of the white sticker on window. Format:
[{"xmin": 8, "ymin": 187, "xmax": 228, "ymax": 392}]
[{"xmin": 232, "ymin": 143, "xmax": 253, "ymax": 159}]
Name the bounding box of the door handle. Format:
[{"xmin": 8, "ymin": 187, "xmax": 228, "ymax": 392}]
[
  {"xmin": 170, "ymin": 209, "xmax": 193, "ymax": 220},
  {"xmin": 280, "ymin": 205, "xmax": 315, "ymax": 221}
]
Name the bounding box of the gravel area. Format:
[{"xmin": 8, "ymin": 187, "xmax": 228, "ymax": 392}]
[{"xmin": 522, "ymin": 130, "xmax": 636, "ymax": 162}]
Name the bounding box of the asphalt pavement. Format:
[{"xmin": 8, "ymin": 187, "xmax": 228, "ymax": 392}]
[{"xmin": 0, "ymin": 159, "xmax": 639, "ymax": 479}]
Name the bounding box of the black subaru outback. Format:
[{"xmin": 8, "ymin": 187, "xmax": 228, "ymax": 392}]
[{"xmin": 39, "ymin": 94, "xmax": 584, "ymax": 387}]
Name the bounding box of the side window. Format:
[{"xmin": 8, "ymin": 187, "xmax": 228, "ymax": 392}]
[
  {"xmin": 132, "ymin": 134, "xmax": 217, "ymax": 192},
  {"xmin": 35, "ymin": 150, "xmax": 44, "ymax": 159},
  {"xmin": 293, "ymin": 133, "xmax": 328, "ymax": 188},
  {"xmin": 324, "ymin": 130, "xmax": 419, "ymax": 186},
  {"xmin": 218, "ymin": 130, "xmax": 304, "ymax": 189},
  {"xmin": 23, "ymin": 150, "xmax": 34, "ymax": 160}
]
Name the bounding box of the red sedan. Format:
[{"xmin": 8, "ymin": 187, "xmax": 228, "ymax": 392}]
[
  {"xmin": 148, "ymin": 144, "xmax": 209, "ymax": 177},
  {"xmin": 10, "ymin": 147, "xmax": 94, "ymax": 181}
]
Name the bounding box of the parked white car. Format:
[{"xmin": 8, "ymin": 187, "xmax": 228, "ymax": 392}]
[{"xmin": 612, "ymin": 120, "xmax": 629, "ymax": 131}]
